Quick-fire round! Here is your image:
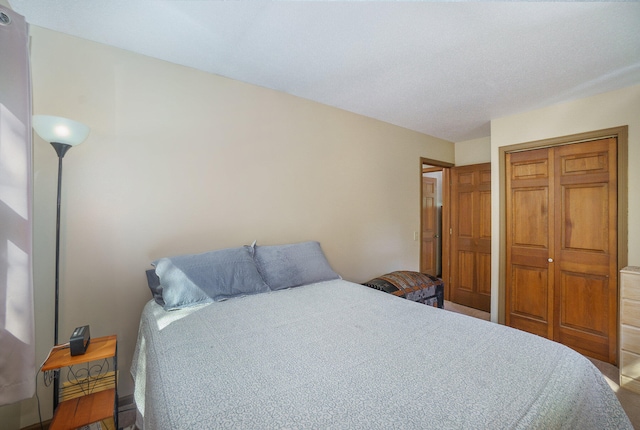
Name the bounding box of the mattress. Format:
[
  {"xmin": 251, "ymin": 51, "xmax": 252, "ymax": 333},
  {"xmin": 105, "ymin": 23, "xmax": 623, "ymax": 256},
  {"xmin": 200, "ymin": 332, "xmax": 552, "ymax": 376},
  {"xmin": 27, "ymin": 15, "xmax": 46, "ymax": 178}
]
[{"xmin": 131, "ymin": 279, "xmax": 631, "ymax": 429}]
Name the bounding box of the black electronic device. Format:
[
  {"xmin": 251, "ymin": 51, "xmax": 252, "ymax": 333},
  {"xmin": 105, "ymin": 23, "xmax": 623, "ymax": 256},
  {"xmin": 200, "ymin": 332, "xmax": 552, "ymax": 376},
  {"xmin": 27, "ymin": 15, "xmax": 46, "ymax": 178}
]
[{"xmin": 69, "ymin": 325, "xmax": 90, "ymax": 356}]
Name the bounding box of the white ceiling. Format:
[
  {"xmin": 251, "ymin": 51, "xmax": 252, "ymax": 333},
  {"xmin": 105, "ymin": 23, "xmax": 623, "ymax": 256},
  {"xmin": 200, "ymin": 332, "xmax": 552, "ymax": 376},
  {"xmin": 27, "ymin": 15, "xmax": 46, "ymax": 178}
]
[{"xmin": 9, "ymin": 1, "xmax": 640, "ymax": 142}]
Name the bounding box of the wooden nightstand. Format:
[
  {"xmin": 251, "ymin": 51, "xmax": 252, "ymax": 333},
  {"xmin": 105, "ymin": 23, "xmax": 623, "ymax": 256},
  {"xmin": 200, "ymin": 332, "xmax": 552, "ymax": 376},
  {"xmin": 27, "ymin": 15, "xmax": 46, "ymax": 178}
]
[{"xmin": 42, "ymin": 335, "xmax": 118, "ymax": 430}]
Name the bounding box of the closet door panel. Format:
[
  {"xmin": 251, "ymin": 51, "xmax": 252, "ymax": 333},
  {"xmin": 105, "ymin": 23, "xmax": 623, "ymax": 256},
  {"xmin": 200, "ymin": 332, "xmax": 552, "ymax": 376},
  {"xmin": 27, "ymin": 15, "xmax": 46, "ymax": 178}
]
[
  {"xmin": 553, "ymin": 138, "xmax": 618, "ymax": 362},
  {"xmin": 558, "ymin": 272, "xmax": 610, "ymax": 335},
  {"xmin": 509, "ymin": 265, "xmax": 551, "ymax": 337},
  {"xmin": 562, "ymin": 184, "xmax": 610, "ymax": 253},
  {"xmin": 506, "ymin": 149, "xmax": 554, "ymax": 339}
]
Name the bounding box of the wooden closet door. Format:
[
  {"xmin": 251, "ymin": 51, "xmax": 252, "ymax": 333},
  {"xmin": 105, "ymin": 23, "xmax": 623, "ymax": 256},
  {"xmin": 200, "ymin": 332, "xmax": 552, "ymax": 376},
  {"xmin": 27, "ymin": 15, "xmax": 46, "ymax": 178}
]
[
  {"xmin": 553, "ymin": 138, "xmax": 618, "ymax": 363},
  {"xmin": 450, "ymin": 163, "xmax": 491, "ymax": 312},
  {"xmin": 505, "ymin": 148, "xmax": 555, "ymax": 339},
  {"xmin": 506, "ymin": 138, "xmax": 618, "ymax": 364}
]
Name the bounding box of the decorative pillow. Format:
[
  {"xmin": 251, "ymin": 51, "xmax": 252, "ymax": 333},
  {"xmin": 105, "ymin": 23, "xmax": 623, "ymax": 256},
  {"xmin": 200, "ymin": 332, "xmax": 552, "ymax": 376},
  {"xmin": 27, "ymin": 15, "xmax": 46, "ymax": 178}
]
[
  {"xmin": 152, "ymin": 246, "xmax": 270, "ymax": 310},
  {"xmin": 251, "ymin": 241, "xmax": 341, "ymax": 291},
  {"xmin": 145, "ymin": 269, "xmax": 165, "ymax": 306}
]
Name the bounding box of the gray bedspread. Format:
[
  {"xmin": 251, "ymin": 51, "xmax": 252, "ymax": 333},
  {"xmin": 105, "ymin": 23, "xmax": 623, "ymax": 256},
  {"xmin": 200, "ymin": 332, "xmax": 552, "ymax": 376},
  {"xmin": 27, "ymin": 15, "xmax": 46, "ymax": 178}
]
[{"xmin": 131, "ymin": 279, "xmax": 632, "ymax": 429}]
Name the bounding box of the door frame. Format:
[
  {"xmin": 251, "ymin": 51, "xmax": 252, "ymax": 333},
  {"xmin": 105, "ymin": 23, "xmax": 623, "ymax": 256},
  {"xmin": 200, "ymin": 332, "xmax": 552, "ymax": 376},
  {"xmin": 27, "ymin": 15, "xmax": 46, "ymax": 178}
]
[
  {"xmin": 420, "ymin": 158, "xmax": 454, "ymax": 298},
  {"xmin": 498, "ymin": 126, "xmax": 628, "ymax": 324}
]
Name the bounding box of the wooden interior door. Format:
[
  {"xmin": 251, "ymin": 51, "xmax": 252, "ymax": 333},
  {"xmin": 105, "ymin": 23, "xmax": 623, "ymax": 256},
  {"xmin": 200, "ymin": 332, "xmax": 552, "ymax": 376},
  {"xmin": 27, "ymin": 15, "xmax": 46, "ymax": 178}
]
[
  {"xmin": 506, "ymin": 138, "xmax": 618, "ymax": 363},
  {"xmin": 421, "ymin": 176, "xmax": 437, "ymax": 276},
  {"xmin": 449, "ymin": 163, "xmax": 491, "ymax": 312}
]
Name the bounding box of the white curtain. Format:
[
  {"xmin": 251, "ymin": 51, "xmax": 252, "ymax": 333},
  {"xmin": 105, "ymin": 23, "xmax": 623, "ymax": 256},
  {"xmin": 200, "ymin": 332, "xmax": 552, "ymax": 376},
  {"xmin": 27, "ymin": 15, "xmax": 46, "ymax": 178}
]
[{"xmin": 0, "ymin": 6, "xmax": 35, "ymax": 405}]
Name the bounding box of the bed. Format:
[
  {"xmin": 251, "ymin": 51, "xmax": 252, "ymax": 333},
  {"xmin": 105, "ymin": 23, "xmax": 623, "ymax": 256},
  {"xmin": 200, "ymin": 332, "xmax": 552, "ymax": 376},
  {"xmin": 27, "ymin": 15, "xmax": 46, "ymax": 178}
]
[{"xmin": 131, "ymin": 241, "xmax": 632, "ymax": 429}]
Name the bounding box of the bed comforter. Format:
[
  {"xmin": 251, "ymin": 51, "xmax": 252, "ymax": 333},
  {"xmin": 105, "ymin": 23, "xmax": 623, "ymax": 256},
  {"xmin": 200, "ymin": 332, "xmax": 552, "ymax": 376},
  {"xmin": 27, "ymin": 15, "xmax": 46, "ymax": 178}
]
[{"xmin": 131, "ymin": 279, "xmax": 631, "ymax": 429}]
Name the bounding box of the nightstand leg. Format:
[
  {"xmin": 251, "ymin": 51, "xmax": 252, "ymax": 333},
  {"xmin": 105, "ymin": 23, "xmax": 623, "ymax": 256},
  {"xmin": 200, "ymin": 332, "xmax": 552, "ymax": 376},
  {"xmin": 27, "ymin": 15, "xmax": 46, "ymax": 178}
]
[{"xmin": 53, "ymin": 369, "xmax": 59, "ymax": 410}]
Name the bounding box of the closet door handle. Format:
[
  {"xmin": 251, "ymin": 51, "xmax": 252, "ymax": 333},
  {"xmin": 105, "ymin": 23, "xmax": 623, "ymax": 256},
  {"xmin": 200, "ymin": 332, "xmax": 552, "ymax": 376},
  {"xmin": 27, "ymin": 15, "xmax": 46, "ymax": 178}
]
[{"xmin": 548, "ymin": 258, "xmax": 554, "ymax": 263}]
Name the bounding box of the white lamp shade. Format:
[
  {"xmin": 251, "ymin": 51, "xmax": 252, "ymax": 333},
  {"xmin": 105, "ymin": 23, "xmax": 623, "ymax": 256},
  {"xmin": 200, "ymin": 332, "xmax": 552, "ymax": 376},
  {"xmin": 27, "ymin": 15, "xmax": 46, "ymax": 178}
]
[{"xmin": 32, "ymin": 115, "xmax": 90, "ymax": 146}]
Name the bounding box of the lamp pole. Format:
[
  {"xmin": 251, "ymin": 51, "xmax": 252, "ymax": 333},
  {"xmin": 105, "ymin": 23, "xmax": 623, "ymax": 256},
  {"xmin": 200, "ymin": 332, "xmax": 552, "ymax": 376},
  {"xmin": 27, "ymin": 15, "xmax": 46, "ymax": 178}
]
[
  {"xmin": 51, "ymin": 142, "xmax": 71, "ymax": 347},
  {"xmin": 51, "ymin": 142, "xmax": 72, "ymax": 411}
]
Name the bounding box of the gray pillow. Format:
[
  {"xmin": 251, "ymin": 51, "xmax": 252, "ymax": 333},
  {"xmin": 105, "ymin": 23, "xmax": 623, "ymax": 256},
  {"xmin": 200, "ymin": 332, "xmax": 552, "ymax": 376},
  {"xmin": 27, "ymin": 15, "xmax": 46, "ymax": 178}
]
[
  {"xmin": 152, "ymin": 246, "xmax": 270, "ymax": 310},
  {"xmin": 252, "ymin": 241, "xmax": 341, "ymax": 291},
  {"xmin": 145, "ymin": 269, "xmax": 165, "ymax": 306}
]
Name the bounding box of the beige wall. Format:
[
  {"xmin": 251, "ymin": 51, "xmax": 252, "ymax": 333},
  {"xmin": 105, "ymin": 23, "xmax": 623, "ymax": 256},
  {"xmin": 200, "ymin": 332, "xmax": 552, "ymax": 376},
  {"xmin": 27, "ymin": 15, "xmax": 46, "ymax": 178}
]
[
  {"xmin": 454, "ymin": 136, "xmax": 491, "ymax": 165},
  {"xmin": 5, "ymin": 26, "xmax": 454, "ymax": 427},
  {"xmin": 490, "ymin": 84, "xmax": 640, "ymax": 322}
]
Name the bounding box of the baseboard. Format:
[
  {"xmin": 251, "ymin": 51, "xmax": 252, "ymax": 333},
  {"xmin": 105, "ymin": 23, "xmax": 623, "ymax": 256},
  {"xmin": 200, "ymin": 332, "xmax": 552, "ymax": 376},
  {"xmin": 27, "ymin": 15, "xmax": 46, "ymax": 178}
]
[
  {"xmin": 118, "ymin": 394, "xmax": 134, "ymax": 410},
  {"xmin": 21, "ymin": 420, "xmax": 50, "ymax": 430}
]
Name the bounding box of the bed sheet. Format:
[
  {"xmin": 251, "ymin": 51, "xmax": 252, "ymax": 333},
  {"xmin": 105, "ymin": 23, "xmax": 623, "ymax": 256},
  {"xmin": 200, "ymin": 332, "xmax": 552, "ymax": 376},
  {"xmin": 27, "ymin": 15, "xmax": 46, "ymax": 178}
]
[{"xmin": 131, "ymin": 279, "xmax": 631, "ymax": 429}]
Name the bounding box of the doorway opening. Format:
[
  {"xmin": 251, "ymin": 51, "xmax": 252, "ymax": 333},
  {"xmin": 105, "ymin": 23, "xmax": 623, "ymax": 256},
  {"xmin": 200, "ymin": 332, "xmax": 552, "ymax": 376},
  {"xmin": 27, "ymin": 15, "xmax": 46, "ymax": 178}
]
[
  {"xmin": 420, "ymin": 158, "xmax": 453, "ymax": 300},
  {"xmin": 421, "ymin": 164, "xmax": 444, "ymax": 278}
]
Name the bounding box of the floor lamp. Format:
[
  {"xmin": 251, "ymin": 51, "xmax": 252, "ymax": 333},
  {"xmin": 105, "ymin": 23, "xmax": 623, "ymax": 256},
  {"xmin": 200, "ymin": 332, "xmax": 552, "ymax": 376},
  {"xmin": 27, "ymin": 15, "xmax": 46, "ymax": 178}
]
[{"xmin": 32, "ymin": 115, "xmax": 90, "ymax": 409}]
